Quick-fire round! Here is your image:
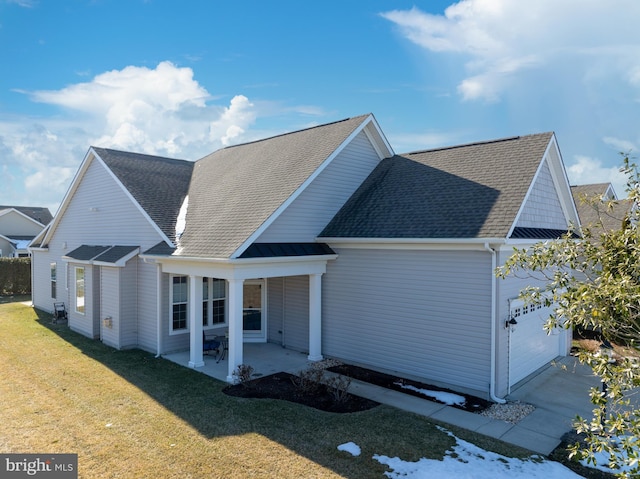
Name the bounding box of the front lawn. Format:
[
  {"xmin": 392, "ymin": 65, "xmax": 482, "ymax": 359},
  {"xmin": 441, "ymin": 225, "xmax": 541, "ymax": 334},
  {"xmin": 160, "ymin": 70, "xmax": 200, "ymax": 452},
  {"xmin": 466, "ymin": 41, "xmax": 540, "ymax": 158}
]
[{"xmin": 0, "ymin": 300, "xmax": 582, "ymax": 478}]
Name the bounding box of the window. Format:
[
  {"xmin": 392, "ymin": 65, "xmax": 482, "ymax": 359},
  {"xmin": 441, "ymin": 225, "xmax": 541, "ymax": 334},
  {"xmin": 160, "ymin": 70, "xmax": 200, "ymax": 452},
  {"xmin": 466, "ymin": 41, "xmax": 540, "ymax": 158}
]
[
  {"xmin": 171, "ymin": 276, "xmax": 188, "ymax": 331},
  {"xmin": 202, "ymin": 277, "xmax": 226, "ymax": 327},
  {"xmin": 75, "ymin": 267, "xmax": 85, "ymax": 314},
  {"xmin": 50, "ymin": 262, "xmax": 57, "ymax": 299}
]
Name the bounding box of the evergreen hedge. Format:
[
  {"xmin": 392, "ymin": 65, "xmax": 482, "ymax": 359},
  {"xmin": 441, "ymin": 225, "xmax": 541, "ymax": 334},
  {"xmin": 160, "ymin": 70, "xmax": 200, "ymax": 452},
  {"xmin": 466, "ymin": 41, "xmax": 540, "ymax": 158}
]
[{"xmin": 0, "ymin": 257, "xmax": 31, "ymax": 295}]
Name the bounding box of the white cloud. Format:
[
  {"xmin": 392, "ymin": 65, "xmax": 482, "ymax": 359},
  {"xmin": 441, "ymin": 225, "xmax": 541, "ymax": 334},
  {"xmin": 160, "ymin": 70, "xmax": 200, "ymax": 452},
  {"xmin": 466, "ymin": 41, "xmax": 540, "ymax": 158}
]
[
  {"xmin": 0, "ymin": 62, "xmax": 274, "ymax": 211},
  {"xmin": 381, "ymin": 1, "xmax": 640, "ymax": 102},
  {"xmin": 567, "ymin": 155, "xmax": 628, "ymax": 197},
  {"xmin": 603, "ymin": 136, "xmax": 637, "ymax": 154}
]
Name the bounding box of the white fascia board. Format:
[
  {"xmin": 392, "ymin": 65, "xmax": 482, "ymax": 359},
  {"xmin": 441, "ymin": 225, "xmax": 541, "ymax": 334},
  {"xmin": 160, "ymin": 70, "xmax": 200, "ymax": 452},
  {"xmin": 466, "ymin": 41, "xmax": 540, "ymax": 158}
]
[
  {"xmin": 31, "ymin": 224, "xmax": 50, "ymax": 246},
  {"xmin": 149, "ymin": 253, "xmax": 336, "ymax": 280},
  {"xmin": 363, "ymin": 115, "xmax": 395, "ymax": 159},
  {"xmin": 322, "ymin": 237, "xmax": 506, "ymax": 250},
  {"xmin": 544, "ymin": 134, "xmax": 580, "ymax": 226},
  {"xmin": 230, "ymin": 114, "xmax": 382, "ymax": 258}
]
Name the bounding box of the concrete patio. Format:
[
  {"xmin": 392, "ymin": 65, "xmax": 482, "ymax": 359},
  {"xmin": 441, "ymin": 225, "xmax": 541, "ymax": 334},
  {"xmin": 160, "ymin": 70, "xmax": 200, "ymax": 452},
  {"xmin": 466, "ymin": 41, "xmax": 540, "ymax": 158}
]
[{"xmin": 163, "ymin": 342, "xmax": 313, "ymax": 383}]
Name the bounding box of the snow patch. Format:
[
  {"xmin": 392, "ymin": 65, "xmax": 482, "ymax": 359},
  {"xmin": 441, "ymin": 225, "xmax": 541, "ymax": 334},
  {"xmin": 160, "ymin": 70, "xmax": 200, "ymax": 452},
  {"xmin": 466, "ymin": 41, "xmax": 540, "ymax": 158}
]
[
  {"xmin": 394, "ymin": 381, "xmax": 466, "ymax": 406},
  {"xmin": 373, "ymin": 427, "xmax": 584, "ymax": 478},
  {"xmin": 174, "ymin": 195, "xmax": 189, "ymax": 253},
  {"xmin": 337, "ymin": 442, "xmax": 361, "ymax": 457}
]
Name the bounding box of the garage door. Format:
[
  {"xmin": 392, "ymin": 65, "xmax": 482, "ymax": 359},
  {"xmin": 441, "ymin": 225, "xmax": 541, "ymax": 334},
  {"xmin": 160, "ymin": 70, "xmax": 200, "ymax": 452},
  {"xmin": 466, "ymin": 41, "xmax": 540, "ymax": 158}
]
[{"xmin": 508, "ymin": 299, "xmax": 568, "ymax": 387}]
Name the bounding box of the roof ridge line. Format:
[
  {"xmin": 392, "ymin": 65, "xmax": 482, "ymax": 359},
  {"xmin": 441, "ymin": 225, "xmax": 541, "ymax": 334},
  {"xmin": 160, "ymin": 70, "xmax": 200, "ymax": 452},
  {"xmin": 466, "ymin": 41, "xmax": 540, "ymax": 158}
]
[
  {"xmin": 220, "ymin": 114, "xmax": 370, "ymax": 151},
  {"xmin": 403, "ymin": 132, "xmax": 552, "ymax": 156}
]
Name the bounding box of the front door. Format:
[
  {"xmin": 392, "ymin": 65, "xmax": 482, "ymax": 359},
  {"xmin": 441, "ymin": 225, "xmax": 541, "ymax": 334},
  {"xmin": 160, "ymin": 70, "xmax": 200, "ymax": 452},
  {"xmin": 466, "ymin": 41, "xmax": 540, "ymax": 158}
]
[{"xmin": 243, "ymin": 280, "xmax": 266, "ymax": 342}]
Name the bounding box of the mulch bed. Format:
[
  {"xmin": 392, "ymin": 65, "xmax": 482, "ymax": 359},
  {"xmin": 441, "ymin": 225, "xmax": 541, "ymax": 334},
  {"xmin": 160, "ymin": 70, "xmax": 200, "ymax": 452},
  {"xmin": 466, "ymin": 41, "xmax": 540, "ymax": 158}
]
[
  {"xmin": 222, "ymin": 371, "xmax": 380, "ymax": 413},
  {"xmin": 327, "ymin": 364, "xmax": 493, "ymax": 413}
]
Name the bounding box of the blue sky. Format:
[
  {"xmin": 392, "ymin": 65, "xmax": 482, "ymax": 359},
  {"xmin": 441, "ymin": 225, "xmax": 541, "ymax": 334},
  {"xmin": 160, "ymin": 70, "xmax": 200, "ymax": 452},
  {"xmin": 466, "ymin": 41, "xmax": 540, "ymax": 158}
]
[{"xmin": 1, "ymin": 0, "xmax": 639, "ymax": 214}]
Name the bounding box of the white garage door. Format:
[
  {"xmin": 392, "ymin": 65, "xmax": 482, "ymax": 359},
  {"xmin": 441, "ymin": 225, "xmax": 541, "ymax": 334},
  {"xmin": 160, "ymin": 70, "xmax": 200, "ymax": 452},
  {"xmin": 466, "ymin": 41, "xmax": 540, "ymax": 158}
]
[{"xmin": 508, "ymin": 299, "xmax": 568, "ymax": 387}]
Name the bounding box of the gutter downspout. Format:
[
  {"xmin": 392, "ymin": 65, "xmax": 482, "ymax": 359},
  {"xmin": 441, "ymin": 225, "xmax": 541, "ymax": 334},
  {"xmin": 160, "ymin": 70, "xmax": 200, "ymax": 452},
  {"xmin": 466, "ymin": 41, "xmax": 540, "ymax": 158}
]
[
  {"xmin": 485, "ymin": 242, "xmax": 506, "ymax": 404},
  {"xmin": 155, "ymin": 262, "xmax": 162, "ymax": 358}
]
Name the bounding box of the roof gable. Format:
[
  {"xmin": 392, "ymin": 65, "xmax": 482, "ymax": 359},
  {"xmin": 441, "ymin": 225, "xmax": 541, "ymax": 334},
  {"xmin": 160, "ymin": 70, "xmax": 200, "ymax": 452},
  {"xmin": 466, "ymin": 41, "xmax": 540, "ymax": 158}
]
[
  {"xmin": 321, "ymin": 133, "xmax": 556, "ymax": 239},
  {"xmin": 177, "ymin": 115, "xmax": 380, "ymax": 258},
  {"xmin": 42, "ymin": 148, "xmax": 193, "ymax": 247},
  {"xmin": 92, "ymin": 148, "xmax": 194, "ymax": 244},
  {"xmin": 0, "ymin": 206, "xmax": 52, "ymax": 225}
]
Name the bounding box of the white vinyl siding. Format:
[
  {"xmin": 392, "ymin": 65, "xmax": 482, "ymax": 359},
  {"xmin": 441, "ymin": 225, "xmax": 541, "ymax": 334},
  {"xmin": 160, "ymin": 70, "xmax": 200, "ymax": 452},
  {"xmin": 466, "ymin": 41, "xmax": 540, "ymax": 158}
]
[
  {"xmin": 30, "ymin": 156, "xmax": 167, "ymax": 350},
  {"xmin": 0, "ymin": 210, "xmax": 44, "ymax": 236},
  {"xmin": 100, "ymin": 267, "xmax": 120, "ymax": 349},
  {"xmin": 267, "ymin": 276, "xmax": 309, "ymax": 352},
  {"xmin": 323, "ymin": 247, "xmax": 493, "ymax": 394},
  {"xmin": 257, "ymin": 130, "xmax": 383, "ymax": 242},
  {"xmin": 54, "ymin": 160, "xmax": 165, "ymax": 247},
  {"xmin": 516, "ymin": 160, "xmax": 568, "ymax": 230}
]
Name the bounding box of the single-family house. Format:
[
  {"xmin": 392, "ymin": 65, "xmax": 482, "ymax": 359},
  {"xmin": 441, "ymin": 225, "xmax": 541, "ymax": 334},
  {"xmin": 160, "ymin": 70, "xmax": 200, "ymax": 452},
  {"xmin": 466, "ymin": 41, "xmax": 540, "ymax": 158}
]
[
  {"xmin": 0, "ymin": 206, "xmax": 52, "ymax": 257},
  {"xmin": 30, "ymin": 114, "xmax": 578, "ymax": 400}
]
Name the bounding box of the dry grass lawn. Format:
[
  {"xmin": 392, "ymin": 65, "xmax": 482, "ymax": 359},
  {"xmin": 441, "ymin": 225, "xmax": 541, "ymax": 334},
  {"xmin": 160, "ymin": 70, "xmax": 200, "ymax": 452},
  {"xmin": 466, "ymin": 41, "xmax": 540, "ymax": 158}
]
[{"xmin": 0, "ymin": 299, "xmax": 536, "ymax": 478}]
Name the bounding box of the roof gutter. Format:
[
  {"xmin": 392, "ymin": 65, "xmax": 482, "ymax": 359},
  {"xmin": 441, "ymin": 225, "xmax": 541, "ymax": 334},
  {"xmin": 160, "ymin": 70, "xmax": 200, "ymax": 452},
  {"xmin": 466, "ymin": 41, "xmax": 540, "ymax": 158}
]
[{"xmin": 485, "ymin": 242, "xmax": 506, "ymax": 404}]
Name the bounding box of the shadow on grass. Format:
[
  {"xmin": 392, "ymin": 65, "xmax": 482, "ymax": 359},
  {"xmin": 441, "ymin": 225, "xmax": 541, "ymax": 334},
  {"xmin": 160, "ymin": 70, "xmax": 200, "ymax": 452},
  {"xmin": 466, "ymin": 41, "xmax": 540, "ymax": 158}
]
[
  {"xmin": 0, "ymin": 294, "xmax": 31, "ymax": 304},
  {"xmin": 31, "ymin": 309, "xmax": 424, "ymax": 478}
]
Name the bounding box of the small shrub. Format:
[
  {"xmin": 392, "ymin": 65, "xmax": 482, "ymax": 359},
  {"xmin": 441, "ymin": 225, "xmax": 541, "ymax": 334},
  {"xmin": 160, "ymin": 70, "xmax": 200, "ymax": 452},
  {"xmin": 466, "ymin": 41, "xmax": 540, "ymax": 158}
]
[
  {"xmin": 232, "ymin": 364, "xmax": 255, "ymax": 386},
  {"xmin": 326, "ymin": 374, "xmax": 352, "ymax": 404},
  {"xmin": 291, "ymin": 367, "xmax": 325, "ymax": 395}
]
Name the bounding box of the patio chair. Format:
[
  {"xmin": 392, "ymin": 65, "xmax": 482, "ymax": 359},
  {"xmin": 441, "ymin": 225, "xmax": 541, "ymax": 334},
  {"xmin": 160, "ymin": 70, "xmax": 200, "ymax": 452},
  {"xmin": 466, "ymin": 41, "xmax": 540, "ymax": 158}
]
[
  {"xmin": 203, "ymin": 331, "xmax": 221, "ymax": 359},
  {"xmin": 53, "ymin": 302, "xmax": 67, "ymax": 323}
]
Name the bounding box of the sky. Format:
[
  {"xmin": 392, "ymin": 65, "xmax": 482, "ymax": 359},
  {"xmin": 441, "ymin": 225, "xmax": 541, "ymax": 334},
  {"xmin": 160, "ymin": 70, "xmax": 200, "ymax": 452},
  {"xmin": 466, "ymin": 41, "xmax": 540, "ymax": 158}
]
[{"xmin": 1, "ymin": 0, "xmax": 640, "ymax": 216}]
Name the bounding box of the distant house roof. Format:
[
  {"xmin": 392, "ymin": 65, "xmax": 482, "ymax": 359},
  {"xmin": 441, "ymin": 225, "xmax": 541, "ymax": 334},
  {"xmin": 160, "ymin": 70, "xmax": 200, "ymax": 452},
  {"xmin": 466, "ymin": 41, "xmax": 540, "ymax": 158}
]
[
  {"xmin": 176, "ymin": 114, "xmax": 373, "ymax": 258},
  {"xmin": 570, "ymin": 183, "xmax": 632, "ymax": 233},
  {"xmin": 0, "ymin": 206, "xmax": 52, "ymax": 225},
  {"xmin": 320, "ymin": 133, "xmax": 554, "ymax": 239},
  {"xmin": 92, "ymin": 148, "xmax": 194, "ymax": 244}
]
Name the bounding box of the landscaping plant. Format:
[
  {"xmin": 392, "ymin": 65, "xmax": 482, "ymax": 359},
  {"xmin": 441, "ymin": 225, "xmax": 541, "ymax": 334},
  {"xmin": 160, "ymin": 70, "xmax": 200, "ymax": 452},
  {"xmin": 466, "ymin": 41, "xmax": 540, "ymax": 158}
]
[{"xmin": 497, "ymin": 155, "xmax": 640, "ymax": 477}]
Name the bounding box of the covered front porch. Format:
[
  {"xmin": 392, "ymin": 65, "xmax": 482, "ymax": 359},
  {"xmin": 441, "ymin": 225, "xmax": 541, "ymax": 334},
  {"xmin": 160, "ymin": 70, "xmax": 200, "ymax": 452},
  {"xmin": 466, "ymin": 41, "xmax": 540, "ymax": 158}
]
[
  {"xmin": 163, "ymin": 342, "xmax": 313, "ymax": 382},
  {"xmin": 152, "ymin": 244, "xmax": 337, "ymax": 383}
]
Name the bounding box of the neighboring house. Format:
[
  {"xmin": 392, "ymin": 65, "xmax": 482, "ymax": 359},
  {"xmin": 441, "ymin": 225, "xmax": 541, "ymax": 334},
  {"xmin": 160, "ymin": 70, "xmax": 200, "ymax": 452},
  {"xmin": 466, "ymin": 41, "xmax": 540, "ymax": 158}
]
[
  {"xmin": 571, "ymin": 183, "xmax": 634, "ymax": 233},
  {"xmin": 30, "ymin": 114, "xmax": 578, "ymax": 400},
  {"xmin": 0, "ymin": 206, "xmax": 52, "ymax": 257}
]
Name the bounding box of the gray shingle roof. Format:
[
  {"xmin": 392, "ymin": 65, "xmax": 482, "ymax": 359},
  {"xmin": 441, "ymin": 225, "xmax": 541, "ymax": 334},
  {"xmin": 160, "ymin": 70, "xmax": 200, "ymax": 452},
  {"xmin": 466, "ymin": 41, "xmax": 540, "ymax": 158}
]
[
  {"xmin": 320, "ymin": 133, "xmax": 554, "ymax": 239},
  {"xmin": 0, "ymin": 205, "xmax": 52, "ymax": 225},
  {"xmin": 65, "ymin": 244, "xmax": 139, "ymax": 264},
  {"xmin": 92, "ymin": 147, "xmax": 193, "ymax": 243},
  {"xmin": 176, "ymin": 115, "xmax": 370, "ymax": 258},
  {"xmin": 571, "ymin": 184, "xmax": 632, "ymax": 232}
]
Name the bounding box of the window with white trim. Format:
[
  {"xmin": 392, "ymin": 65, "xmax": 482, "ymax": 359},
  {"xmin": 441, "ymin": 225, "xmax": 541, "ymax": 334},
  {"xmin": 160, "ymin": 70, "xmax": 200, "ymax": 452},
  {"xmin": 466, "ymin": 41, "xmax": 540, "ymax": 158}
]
[
  {"xmin": 203, "ymin": 278, "xmax": 226, "ymax": 327},
  {"xmin": 50, "ymin": 262, "xmax": 57, "ymax": 299},
  {"xmin": 75, "ymin": 266, "xmax": 85, "ymax": 314},
  {"xmin": 171, "ymin": 275, "xmax": 188, "ymax": 331}
]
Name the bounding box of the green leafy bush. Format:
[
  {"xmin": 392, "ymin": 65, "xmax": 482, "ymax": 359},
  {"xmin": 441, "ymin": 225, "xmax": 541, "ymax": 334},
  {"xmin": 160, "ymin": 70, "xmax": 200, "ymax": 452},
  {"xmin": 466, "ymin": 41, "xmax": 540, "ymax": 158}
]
[{"xmin": 0, "ymin": 258, "xmax": 31, "ymax": 295}]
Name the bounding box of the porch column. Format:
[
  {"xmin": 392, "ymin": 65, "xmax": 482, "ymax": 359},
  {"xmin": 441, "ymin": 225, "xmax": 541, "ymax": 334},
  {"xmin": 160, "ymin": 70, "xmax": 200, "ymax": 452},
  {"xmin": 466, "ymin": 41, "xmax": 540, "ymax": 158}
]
[
  {"xmin": 308, "ymin": 273, "xmax": 323, "ymax": 361},
  {"xmin": 188, "ymin": 274, "xmax": 204, "ymax": 368},
  {"xmin": 227, "ymin": 278, "xmax": 244, "ymax": 383}
]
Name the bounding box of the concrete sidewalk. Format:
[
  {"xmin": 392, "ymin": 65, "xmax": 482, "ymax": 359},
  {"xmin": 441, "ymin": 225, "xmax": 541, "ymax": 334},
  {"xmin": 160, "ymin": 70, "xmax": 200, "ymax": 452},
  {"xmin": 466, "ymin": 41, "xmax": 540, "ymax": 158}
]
[{"xmin": 344, "ymin": 356, "xmax": 600, "ymax": 455}]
